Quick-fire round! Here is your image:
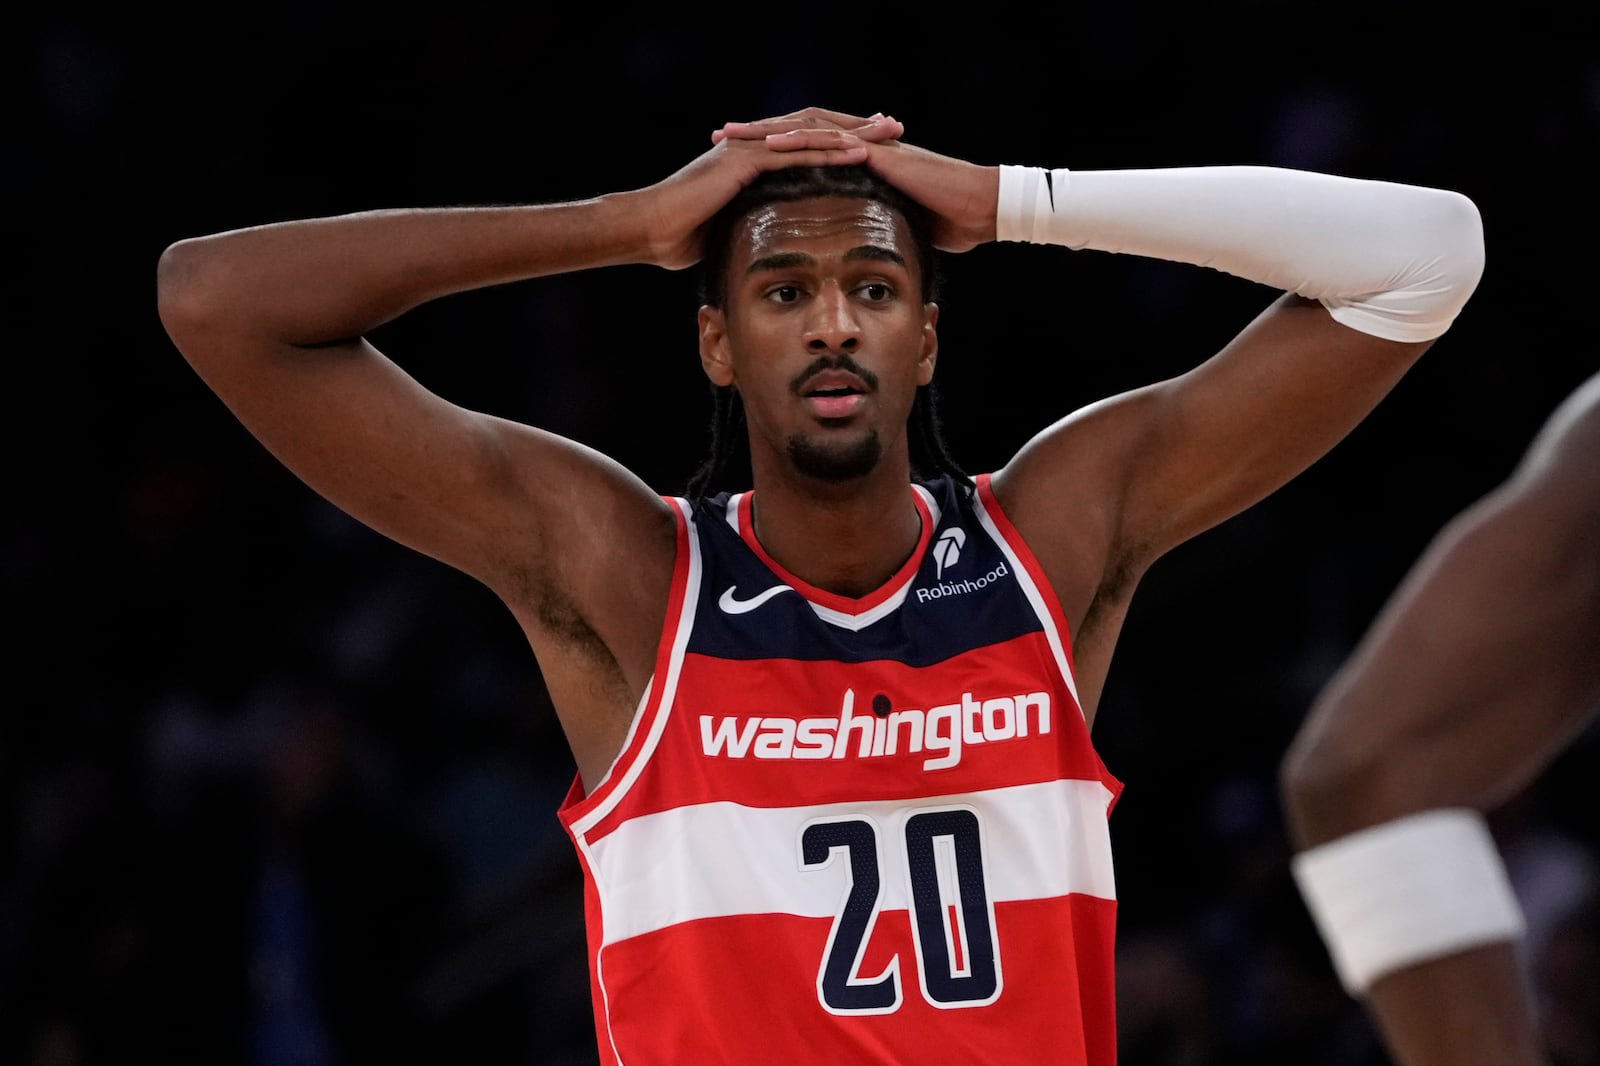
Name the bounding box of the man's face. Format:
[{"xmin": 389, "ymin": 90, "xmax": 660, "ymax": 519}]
[{"xmin": 698, "ymin": 195, "xmax": 939, "ymax": 485}]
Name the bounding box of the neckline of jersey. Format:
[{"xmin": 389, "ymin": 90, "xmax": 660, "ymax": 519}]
[{"xmin": 733, "ymin": 486, "xmax": 935, "ymax": 616}]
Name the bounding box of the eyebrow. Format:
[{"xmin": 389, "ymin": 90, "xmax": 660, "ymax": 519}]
[{"xmin": 745, "ymin": 245, "xmax": 908, "ymax": 276}]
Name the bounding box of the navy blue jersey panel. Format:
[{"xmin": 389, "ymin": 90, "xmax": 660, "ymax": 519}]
[{"xmin": 684, "ymin": 476, "xmax": 1044, "ymax": 667}]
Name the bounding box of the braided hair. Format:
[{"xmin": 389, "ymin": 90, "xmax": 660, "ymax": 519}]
[{"xmin": 686, "ymin": 165, "xmax": 971, "ymax": 499}]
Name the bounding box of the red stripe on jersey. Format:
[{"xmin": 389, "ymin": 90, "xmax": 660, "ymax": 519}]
[
  {"xmin": 581, "ymin": 633, "xmax": 1106, "ymax": 842},
  {"xmin": 560, "ymin": 808, "xmax": 623, "ymax": 1066},
  {"xmin": 595, "ymin": 894, "xmax": 1117, "ymax": 1065}
]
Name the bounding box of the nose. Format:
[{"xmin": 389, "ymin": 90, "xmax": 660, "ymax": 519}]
[{"xmin": 802, "ymin": 284, "xmax": 862, "ymax": 353}]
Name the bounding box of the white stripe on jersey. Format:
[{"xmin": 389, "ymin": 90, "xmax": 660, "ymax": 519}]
[{"xmin": 587, "ymin": 778, "xmax": 1118, "ymax": 947}]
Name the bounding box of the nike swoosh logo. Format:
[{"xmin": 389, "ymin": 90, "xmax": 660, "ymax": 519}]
[{"xmin": 718, "ymin": 584, "xmax": 795, "ymax": 614}]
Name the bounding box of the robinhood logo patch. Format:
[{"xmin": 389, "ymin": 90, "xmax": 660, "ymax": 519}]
[
  {"xmin": 932, "ymin": 527, "xmax": 965, "ymax": 578},
  {"xmin": 916, "ymin": 559, "xmax": 1009, "ymax": 603}
]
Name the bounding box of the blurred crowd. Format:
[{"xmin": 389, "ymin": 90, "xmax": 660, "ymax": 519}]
[{"xmin": 6, "ymin": 7, "xmax": 1598, "ymax": 1065}]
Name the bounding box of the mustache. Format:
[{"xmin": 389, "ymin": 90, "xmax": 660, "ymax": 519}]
[{"xmin": 789, "ymin": 354, "xmax": 880, "ymax": 395}]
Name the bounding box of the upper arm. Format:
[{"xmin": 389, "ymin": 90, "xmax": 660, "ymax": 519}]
[
  {"xmin": 995, "ymin": 295, "xmax": 1433, "ymax": 597},
  {"xmin": 160, "ymin": 281, "xmax": 676, "ymax": 666},
  {"xmin": 1284, "ymin": 370, "xmax": 1600, "ymax": 838}
]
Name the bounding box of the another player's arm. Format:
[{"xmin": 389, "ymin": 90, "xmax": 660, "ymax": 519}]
[
  {"xmin": 1276, "ymin": 370, "xmax": 1600, "ymax": 1066},
  {"xmin": 155, "ymin": 133, "xmax": 877, "ymax": 784}
]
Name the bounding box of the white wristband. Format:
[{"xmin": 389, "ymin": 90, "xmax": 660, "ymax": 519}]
[
  {"xmin": 991, "ymin": 162, "xmax": 1484, "ymax": 343},
  {"xmin": 1291, "ymin": 808, "xmax": 1526, "ymax": 996}
]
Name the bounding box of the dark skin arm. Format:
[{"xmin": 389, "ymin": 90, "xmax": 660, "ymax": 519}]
[
  {"xmin": 155, "ymin": 126, "xmax": 895, "ymax": 791},
  {"xmin": 1277, "ymin": 369, "xmax": 1600, "ymax": 1066},
  {"xmin": 996, "ymin": 297, "xmax": 1432, "ymax": 720},
  {"xmin": 722, "ymin": 110, "xmax": 1460, "ymax": 722}
]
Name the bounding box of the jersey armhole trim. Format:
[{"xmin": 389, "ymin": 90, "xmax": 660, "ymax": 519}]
[
  {"xmin": 560, "ymin": 496, "xmax": 701, "ymax": 834},
  {"xmin": 974, "ymin": 475, "xmax": 1124, "ymax": 803},
  {"xmin": 974, "ymin": 473, "xmax": 1078, "ymax": 676}
]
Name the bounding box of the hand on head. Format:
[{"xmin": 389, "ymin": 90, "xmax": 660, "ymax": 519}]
[
  {"xmin": 637, "ymin": 110, "xmax": 877, "ymax": 271},
  {"xmin": 711, "ymin": 106, "xmax": 999, "ymax": 254},
  {"xmin": 711, "ymin": 107, "xmax": 906, "ymax": 147},
  {"xmin": 640, "ymin": 106, "xmax": 999, "ymax": 272}
]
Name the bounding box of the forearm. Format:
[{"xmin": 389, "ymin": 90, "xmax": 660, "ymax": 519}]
[
  {"xmin": 157, "ymin": 191, "xmax": 652, "ymax": 346},
  {"xmin": 1364, "ymin": 945, "xmax": 1549, "ymax": 1066},
  {"xmin": 996, "ymin": 164, "xmax": 1485, "ymax": 342}
]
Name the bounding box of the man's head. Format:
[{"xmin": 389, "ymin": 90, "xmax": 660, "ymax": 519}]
[
  {"xmin": 690, "ymin": 165, "xmax": 965, "ymax": 497},
  {"xmin": 696, "ymin": 165, "xmax": 941, "ymax": 310}
]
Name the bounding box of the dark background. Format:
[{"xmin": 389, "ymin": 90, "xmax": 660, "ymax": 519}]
[{"xmin": 8, "ymin": 5, "xmax": 1599, "ymax": 1065}]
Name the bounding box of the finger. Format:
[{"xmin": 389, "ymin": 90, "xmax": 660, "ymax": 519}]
[
  {"xmin": 718, "ymin": 117, "xmax": 815, "ymax": 141},
  {"xmin": 715, "ymin": 109, "xmax": 887, "ymax": 141},
  {"xmin": 740, "ymin": 106, "xmax": 879, "ymax": 127},
  {"xmin": 752, "ymin": 145, "xmax": 870, "ymax": 170},
  {"xmin": 763, "ymin": 128, "xmax": 871, "ymax": 153},
  {"xmin": 714, "ymin": 122, "xmax": 809, "ymax": 144},
  {"xmin": 791, "ymin": 106, "xmax": 882, "ymax": 129},
  {"xmin": 849, "ymin": 115, "xmax": 903, "ymax": 143}
]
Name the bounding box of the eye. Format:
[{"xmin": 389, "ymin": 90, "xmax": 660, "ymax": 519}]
[
  {"xmin": 857, "ymin": 282, "xmax": 894, "ymax": 302},
  {"xmin": 764, "ymin": 284, "xmax": 803, "ymax": 304}
]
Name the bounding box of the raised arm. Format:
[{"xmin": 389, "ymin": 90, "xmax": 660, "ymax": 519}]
[
  {"xmin": 721, "ymin": 116, "xmax": 1485, "ymax": 716},
  {"xmin": 157, "ymin": 196, "xmax": 666, "ymax": 589},
  {"xmin": 994, "ymin": 166, "xmax": 1484, "ymax": 713},
  {"xmin": 1277, "ymin": 369, "xmax": 1600, "ymax": 1066},
  {"xmin": 155, "ymin": 130, "xmax": 880, "ymax": 784}
]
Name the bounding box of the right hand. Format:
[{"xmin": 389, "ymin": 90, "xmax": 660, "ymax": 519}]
[{"xmin": 637, "ymin": 113, "xmax": 899, "ymax": 271}]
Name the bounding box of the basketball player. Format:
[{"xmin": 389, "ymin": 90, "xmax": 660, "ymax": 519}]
[
  {"xmin": 1282, "ymin": 368, "xmax": 1600, "ymax": 1066},
  {"xmin": 156, "ymin": 106, "xmax": 1485, "ymax": 1064}
]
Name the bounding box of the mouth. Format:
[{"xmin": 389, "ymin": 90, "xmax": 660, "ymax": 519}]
[
  {"xmin": 804, "ymin": 388, "xmax": 866, "ymax": 420},
  {"xmin": 798, "ymin": 370, "xmax": 871, "ymax": 420}
]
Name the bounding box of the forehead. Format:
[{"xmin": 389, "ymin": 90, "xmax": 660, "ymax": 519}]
[{"xmin": 731, "ymin": 195, "xmax": 916, "ymax": 270}]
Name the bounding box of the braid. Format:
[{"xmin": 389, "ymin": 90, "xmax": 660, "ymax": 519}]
[
  {"xmin": 910, "ymin": 383, "xmax": 974, "ymax": 489},
  {"xmin": 687, "ymin": 385, "xmax": 743, "ymax": 499}
]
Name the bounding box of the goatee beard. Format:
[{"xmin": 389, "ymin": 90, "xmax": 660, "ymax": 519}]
[{"xmin": 787, "ymin": 430, "xmax": 882, "ymax": 482}]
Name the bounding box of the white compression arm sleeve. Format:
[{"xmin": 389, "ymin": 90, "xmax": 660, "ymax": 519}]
[{"xmin": 995, "ymin": 164, "xmax": 1485, "ymax": 343}]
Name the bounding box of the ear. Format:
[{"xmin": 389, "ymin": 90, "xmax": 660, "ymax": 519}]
[
  {"xmin": 698, "ymin": 305, "xmax": 735, "ymax": 387},
  {"xmin": 916, "ymin": 302, "xmax": 939, "ymax": 387}
]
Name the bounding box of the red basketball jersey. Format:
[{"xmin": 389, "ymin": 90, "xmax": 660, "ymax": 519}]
[{"xmin": 559, "ymin": 473, "xmax": 1123, "ymax": 1065}]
